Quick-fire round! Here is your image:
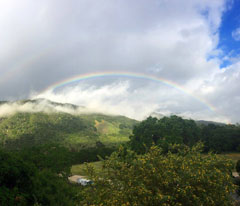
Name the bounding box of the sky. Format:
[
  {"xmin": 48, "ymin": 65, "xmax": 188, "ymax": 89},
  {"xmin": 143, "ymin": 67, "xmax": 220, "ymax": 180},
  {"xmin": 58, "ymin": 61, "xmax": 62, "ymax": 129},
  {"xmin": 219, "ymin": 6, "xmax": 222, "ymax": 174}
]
[{"xmin": 0, "ymin": 0, "xmax": 240, "ymax": 123}]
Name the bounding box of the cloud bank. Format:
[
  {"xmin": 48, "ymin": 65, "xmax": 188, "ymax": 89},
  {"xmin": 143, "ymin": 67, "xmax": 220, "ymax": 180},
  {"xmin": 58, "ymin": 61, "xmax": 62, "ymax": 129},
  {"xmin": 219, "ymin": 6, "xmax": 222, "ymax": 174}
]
[
  {"xmin": 0, "ymin": 0, "xmax": 240, "ymax": 123},
  {"xmin": 0, "ymin": 100, "xmax": 87, "ymax": 117},
  {"xmin": 33, "ymin": 81, "xmax": 231, "ymax": 123}
]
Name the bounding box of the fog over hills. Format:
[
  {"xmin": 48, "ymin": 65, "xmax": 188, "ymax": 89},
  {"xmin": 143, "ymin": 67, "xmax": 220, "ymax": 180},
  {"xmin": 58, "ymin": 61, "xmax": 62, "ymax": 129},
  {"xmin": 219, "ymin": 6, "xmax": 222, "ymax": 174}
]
[
  {"xmin": 0, "ymin": 99, "xmax": 138, "ymax": 149},
  {"xmin": 0, "ymin": 98, "xmax": 227, "ymax": 124},
  {"xmin": 0, "ymin": 98, "xmax": 91, "ymax": 118}
]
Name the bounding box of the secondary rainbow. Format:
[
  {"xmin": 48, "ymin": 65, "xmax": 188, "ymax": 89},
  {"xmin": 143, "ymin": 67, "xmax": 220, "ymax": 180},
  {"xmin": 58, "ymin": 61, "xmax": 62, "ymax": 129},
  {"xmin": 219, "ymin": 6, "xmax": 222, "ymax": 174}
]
[{"xmin": 40, "ymin": 71, "xmax": 217, "ymax": 112}]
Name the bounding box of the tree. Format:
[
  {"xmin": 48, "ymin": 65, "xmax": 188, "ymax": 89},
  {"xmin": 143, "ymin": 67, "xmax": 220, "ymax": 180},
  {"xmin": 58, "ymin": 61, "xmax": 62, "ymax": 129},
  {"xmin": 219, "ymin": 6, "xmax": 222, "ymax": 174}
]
[
  {"xmin": 200, "ymin": 124, "xmax": 240, "ymax": 153},
  {"xmin": 0, "ymin": 148, "xmax": 78, "ymax": 205},
  {"xmin": 130, "ymin": 116, "xmax": 200, "ymax": 154},
  {"xmin": 0, "ymin": 149, "xmax": 36, "ymax": 205},
  {"xmin": 236, "ymin": 160, "xmax": 240, "ymax": 174},
  {"xmin": 130, "ymin": 116, "xmax": 160, "ymax": 153},
  {"xmin": 32, "ymin": 169, "xmax": 77, "ymax": 206},
  {"xmin": 79, "ymin": 144, "xmax": 236, "ymax": 206},
  {"xmin": 18, "ymin": 144, "xmax": 73, "ymax": 178}
]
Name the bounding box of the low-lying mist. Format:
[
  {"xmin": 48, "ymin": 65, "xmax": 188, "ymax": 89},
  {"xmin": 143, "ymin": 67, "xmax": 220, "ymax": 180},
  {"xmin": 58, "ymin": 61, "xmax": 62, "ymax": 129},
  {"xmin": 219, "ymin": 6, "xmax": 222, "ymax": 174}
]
[
  {"xmin": 0, "ymin": 82, "xmax": 158, "ymax": 119},
  {"xmin": 0, "ymin": 99, "xmax": 91, "ymax": 118},
  {"xmin": 27, "ymin": 81, "xmax": 230, "ymax": 123},
  {"xmin": 0, "ymin": 81, "xmax": 231, "ymax": 123}
]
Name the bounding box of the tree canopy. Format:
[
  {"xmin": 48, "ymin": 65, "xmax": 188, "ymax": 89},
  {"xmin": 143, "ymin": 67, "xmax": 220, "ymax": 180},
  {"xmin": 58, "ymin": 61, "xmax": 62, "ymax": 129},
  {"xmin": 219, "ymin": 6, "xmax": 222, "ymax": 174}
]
[
  {"xmin": 80, "ymin": 144, "xmax": 236, "ymax": 206},
  {"xmin": 129, "ymin": 115, "xmax": 240, "ymax": 153},
  {"xmin": 130, "ymin": 116, "xmax": 200, "ymax": 153},
  {"xmin": 0, "ymin": 146, "xmax": 77, "ymax": 205}
]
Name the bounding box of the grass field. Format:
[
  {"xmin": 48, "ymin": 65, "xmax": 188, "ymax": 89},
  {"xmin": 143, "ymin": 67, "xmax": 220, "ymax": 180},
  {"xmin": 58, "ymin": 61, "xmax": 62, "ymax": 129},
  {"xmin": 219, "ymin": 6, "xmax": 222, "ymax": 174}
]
[
  {"xmin": 216, "ymin": 153, "xmax": 240, "ymax": 172},
  {"xmin": 71, "ymin": 161, "xmax": 104, "ymax": 177},
  {"xmin": 221, "ymin": 153, "xmax": 240, "ymax": 163},
  {"xmin": 71, "ymin": 153, "xmax": 240, "ymax": 177}
]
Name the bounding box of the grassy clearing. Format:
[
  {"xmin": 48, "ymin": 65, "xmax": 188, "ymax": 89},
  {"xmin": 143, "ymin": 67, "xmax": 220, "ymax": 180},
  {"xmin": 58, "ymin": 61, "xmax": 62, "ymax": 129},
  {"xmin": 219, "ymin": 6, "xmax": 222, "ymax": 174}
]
[
  {"xmin": 219, "ymin": 153, "xmax": 240, "ymax": 172},
  {"xmin": 71, "ymin": 153, "xmax": 240, "ymax": 178},
  {"xmin": 71, "ymin": 161, "xmax": 104, "ymax": 177},
  {"xmin": 221, "ymin": 153, "xmax": 240, "ymax": 164}
]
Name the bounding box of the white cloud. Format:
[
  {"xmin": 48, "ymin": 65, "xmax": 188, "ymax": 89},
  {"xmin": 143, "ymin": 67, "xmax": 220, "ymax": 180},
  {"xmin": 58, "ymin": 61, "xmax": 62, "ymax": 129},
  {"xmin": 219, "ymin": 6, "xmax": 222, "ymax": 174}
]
[
  {"xmin": 232, "ymin": 28, "xmax": 240, "ymax": 41},
  {"xmin": 32, "ymin": 80, "xmax": 230, "ymax": 123},
  {"xmin": 0, "ymin": 0, "xmax": 239, "ymax": 123},
  {"xmin": 0, "ymin": 0, "xmax": 226, "ymax": 89},
  {"xmin": 194, "ymin": 61, "xmax": 240, "ymax": 123},
  {"xmin": 34, "ymin": 82, "xmax": 159, "ymax": 120},
  {"xmin": 0, "ymin": 101, "xmax": 83, "ymax": 117}
]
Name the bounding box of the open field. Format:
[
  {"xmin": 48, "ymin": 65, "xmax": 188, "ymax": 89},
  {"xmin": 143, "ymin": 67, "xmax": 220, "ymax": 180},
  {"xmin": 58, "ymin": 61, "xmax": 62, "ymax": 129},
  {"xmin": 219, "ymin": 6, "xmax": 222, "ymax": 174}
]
[
  {"xmin": 221, "ymin": 153, "xmax": 240, "ymax": 173},
  {"xmin": 71, "ymin": 161, "xmax": 104, "ymax": 177},
  {"xmin": 221, "ymin": 153, "xmax": 240, "ymax": 164},
  {"xmin": 71, "ymin": 153, "xmax": 240, "ymax": 177}
]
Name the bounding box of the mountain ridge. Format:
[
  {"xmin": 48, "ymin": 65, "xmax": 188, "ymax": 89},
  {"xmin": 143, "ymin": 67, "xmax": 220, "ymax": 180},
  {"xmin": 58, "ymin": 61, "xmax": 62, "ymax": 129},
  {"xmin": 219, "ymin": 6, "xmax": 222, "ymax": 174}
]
[{"xmin": 0, "ymin": 99, "xmax": 138, "ymax": 150}]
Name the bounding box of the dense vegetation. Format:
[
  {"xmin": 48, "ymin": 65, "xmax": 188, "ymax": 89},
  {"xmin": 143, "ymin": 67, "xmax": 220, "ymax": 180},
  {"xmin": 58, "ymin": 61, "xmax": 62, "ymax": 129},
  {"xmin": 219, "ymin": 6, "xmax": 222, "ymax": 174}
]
[
  {"xmin": 1, "ymin": 100, "xmax": 239, "ymax": 153},
  {"xmin": 0, "ymin": 145, "xmax": 77, "ymax": 205},
  {"xmin": 130, "ymin": 116, "xmax": 240, "ymax": 153},
  {"xmin": 1, "ymin": 100, "xmax": 240, "ymax": 205},
  {"xmin": 0, "ymin": 103, "xmax": 138, "ymax": 205},
  {"xmin": 0, "ymin": 112, "xmax": 137, "ymax": 150},
  {"xmin": 1, "ymin": 143, "xmax": 237, "ymax": 205},
  {"xmin": 80, "ymin": 144, "xmax": 236, "ymax": 206}
]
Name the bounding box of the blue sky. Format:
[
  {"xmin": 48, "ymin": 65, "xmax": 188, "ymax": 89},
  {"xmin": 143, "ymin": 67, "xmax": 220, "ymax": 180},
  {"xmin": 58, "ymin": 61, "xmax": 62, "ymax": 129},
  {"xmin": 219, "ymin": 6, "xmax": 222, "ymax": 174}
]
[{"xmin": 218, "ymin": 0, "xmax": 240, "ymax": 68}]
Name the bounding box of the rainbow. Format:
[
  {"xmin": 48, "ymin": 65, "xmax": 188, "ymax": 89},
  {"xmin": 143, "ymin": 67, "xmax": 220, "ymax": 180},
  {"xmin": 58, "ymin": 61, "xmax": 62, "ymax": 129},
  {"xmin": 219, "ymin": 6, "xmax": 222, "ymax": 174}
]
[{"xmin": 39, "ymin": 71, "xmax": 217, "ymax": 112}]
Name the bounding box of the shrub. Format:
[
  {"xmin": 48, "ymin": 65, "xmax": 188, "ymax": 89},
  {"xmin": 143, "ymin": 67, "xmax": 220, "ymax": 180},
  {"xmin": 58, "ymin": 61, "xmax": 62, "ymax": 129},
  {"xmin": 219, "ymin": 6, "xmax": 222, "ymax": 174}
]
[{"xmin": 79, "ymin": 143, "xmax": 236, "ymax": 206}]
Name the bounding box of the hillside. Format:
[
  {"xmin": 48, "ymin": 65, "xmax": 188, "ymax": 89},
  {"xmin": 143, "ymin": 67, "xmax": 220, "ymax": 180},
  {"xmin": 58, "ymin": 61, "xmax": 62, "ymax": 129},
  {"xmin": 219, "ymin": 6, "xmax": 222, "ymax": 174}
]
[{"xmin": 0, "ymin": 100, "xmax": 138, "ymax": 150}]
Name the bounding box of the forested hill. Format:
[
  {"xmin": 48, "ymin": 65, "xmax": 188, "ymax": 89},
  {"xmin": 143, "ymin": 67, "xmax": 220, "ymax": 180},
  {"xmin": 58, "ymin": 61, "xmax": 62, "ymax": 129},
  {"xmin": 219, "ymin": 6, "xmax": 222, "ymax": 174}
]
[
  {"xmin": 0, "ymin": 99, "xmax": 239, "ymax": 152},
  {"xmin": 0, "ymin": 99, "xmax": 138, "ymax": 150},
  {"xmin": 129, "ymin": 116, "xmax": 240, "ymax": 153}
]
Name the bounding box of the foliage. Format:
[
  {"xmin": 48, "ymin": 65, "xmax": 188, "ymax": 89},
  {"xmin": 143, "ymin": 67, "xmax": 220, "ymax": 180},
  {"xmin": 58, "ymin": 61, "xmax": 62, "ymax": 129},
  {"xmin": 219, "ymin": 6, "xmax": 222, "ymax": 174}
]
[
  {"xmin": 129, "ymin": 115, "xmax": 240, "ymax": 154},
  {"xmin": 0, "ymin": 148, "xmax": 78, "ymax": 206},
  {"xmin": 1, "ymin": 111, "xmax": 240, "ymax": 205},
  {"xmin": 32, "ymin": 169, "xmax": 78, "ymax": 206},
  {"xmin": 84, "ymin": 113, "xmax": 137, "ymax": 145},
  {"xmin": 0, "ymin": 112, "xmax": 137, "ymax": 150},
  {"xmin": 130, "ymin": 116, "xmax": 200, "ymax": 153},
  {"xmin": 1, "ymin": 111, "xmax": 239, "ymax": 153},
  {"xmin": 0, "ymin": 149, "xmax": 35, "ymax": 205},
  {"xmin": 17, "ymin": 144, "xmax": 74, "ymax": 178},
  {"xmin": 72, "ymin": 146, "xmax": 116, "ymax": 164},
  {"xmin": 236, "ymin": 160, "xmax": 240, "ymax": 174},
  {"xmin": 79, "ymin": 144, "xmax": 236, "ymax": 206},
  {"xmin": 200, "ymin": 124, "xmax": 240, "ymax": 153},
  {"xmin": 221, "ymin": 153, "xmax": 240, "ymax": 163}
]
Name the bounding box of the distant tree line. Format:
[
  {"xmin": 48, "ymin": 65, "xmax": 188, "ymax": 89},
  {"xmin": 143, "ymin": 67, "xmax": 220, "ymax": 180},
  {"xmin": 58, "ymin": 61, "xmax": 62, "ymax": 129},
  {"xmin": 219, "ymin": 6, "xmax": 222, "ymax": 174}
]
[{"xmin": 129, "ymin": 115, "xmax": 240, "ymax": 154}]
